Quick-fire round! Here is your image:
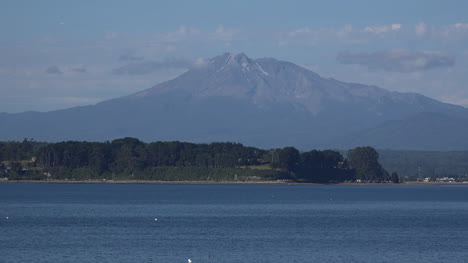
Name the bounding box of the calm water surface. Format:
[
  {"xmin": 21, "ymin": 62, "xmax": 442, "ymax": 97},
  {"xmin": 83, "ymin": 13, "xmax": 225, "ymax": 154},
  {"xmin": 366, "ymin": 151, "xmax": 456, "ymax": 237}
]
[{"xmin": 1, "ymin": 183, "xmax": 468, "ymax": 263}]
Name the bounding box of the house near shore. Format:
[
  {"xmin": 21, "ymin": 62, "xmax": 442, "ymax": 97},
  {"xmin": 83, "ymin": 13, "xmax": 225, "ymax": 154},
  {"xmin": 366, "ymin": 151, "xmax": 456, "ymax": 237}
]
[{"xmin": 436, "ymin": 177, "xmax": 456, "ymax": 183}]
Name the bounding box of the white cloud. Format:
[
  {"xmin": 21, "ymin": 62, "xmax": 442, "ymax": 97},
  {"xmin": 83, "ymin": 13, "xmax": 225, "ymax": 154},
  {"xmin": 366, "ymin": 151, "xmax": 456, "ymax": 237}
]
[
  {"xmin": 364, "ymin": 24, "xmax": 402, "ymax": 34},
  {"xmin": 451, "ymin": 23, "xmax": 468, "ymax": 30},
  {"xmin": 162, "ymin": 26, "xmax": 200, "ymax": 43},
  {"xmin": 415, "ymin": 22, "xmax": 427, "ymax": 36},
  {"xmin": 212, "ymin": 24, "xmax": 243, "ymax": 44},
  {"xmin": 104, "ymin": 32, "xmax": 119, "ymax": 40},
  {"xmin": 282, "ymin": 24, "xmax": 362, "ymax": 45},
  {"xmin": 392, "ymin": 24, "xmax": 402, "ymax": 31},
  {"xmin": 337, "ymin": 24, "xmax": 354, "ymax": 37},
  {"xmin": 440, "ymin": 23, "xmax": 468, "ymax": 41}
]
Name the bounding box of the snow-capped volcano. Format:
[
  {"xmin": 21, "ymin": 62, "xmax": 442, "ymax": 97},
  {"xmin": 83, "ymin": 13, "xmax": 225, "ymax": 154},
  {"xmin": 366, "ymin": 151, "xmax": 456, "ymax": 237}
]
[{"xmin": 1, "ymin": 53, "xmax": 468, "ymax": 150}]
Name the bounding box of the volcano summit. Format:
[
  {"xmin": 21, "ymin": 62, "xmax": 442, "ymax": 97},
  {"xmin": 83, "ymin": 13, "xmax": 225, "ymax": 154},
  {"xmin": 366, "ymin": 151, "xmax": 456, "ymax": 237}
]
[{"xmin": 1, "ymin": 53, "xmax": 468, "ymax": 150}]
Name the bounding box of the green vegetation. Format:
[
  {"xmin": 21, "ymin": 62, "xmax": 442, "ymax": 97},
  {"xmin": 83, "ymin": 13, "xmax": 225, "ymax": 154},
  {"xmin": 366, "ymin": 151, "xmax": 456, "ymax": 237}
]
[
  {"xmin": 378, "ymin": 150, "xmax": 468, "ymax": 181},
  {"xmin": 0, "ymin": 138, "xmax": 393, "ymax": 183},
  {"xmin": 347, "ymin": 147, "xmax": 391, "ymax": 182},
  {"xmin": 271, "ymin": 148, "xmax": 352, "ymax": 183}
]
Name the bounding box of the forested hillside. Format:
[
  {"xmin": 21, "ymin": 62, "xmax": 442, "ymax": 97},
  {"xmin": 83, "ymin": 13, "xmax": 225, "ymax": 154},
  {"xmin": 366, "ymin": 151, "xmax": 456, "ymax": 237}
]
[
  {"xmin": 0, "ymin": 138, "xmax": 392, "ymax": 183},
  {"xmin": 378, "ymin": 150, "xmax": 468, "ymax": 179}
]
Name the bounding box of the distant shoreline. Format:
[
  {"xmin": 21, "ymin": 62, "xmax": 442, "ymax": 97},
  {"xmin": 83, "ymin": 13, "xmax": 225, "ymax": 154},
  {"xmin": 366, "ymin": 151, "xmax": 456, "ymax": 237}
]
[{"xmin": 1, "ymin": 180, "xmax": 467, "ymax": 186}]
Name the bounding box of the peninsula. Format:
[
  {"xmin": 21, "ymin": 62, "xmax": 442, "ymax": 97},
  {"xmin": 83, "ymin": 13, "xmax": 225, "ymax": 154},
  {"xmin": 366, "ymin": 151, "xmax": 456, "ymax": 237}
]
[{"xmin": 1, "ymin": 138, "xmax": 396, "ymax": 184}]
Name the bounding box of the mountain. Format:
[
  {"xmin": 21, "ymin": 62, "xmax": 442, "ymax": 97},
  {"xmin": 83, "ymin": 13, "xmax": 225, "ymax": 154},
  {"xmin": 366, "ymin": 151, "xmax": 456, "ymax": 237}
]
[
  {"xmin": 332, "ymin": 112, "xmax": 468, "ymax": 150},
  {"xmin": 1, "ymin": 53, "xmax": 467, "ymax": 150}
]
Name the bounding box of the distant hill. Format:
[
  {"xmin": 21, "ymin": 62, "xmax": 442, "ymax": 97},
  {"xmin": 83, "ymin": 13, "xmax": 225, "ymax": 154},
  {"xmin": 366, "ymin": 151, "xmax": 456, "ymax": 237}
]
[
  {"xmin": 1, "ymin": 53, "xmax": 467, "ymax": 150},
  {"xmin": 332, "ymin": 112, "xmax": 468, "ymax": 150},
  {"xmin": 377, "ymin": 149, "xmax": 468, "ymax": 178}
]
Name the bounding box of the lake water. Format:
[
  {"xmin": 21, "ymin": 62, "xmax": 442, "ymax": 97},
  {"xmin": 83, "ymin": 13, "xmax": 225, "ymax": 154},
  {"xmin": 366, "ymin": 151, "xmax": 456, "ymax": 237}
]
[{"xmin": 1, "ymin": 183, "xmax": 468, "ymax": 263}]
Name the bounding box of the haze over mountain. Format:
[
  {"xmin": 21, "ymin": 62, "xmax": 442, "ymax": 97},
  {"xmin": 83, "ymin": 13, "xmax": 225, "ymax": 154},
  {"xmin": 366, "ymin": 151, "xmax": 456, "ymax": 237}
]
[{"xmin": 1, "ymin": 53, "xmax": 467, "ymax": 150}]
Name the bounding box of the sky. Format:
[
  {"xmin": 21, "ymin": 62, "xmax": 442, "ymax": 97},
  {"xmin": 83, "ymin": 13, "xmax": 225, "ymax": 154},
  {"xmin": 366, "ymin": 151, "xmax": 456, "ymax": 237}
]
[{"xmin": 1, "ymin": 0, "xmax": 468, "ymax": 113}]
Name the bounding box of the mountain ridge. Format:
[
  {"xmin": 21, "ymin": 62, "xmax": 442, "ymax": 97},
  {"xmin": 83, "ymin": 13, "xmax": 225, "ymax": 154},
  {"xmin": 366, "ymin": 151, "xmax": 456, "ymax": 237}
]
[{"xmin": 1, "ymin": 53, "xmax": 467, "ymax": 150}]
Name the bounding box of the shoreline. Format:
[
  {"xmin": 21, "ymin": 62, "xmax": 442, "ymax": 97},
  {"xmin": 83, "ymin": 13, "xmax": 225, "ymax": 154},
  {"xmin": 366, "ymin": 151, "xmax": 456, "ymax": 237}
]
[{"xmin": 1, "ymin": 179, "xmax": 467, "ymax": 186}]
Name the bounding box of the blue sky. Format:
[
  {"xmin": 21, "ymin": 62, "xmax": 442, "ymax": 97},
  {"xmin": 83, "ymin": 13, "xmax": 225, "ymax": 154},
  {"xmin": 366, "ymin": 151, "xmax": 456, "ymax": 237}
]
[{"xmin": 1, "ymin": 0, "xmax": 468, "ymax": 112}]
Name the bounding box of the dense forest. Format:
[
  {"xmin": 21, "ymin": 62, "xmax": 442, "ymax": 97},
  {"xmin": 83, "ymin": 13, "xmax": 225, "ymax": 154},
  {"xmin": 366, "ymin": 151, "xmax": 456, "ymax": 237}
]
[{"xmin": 0, "ymin": 138, "xmax": 395, "ymax": 183}]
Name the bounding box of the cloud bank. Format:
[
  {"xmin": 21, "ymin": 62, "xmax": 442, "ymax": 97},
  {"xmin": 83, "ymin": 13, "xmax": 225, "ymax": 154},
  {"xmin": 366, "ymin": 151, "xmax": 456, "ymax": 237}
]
[
  {"xmin": 45, "ymin": 66, "xmax": 63, "ymax": 75},
  {"xmin": 119, "ymin": 53, "xmax": 144, "ymax": 62},
  {"xmin": 280, "ymin": 23, "xmax": 468, "ymax": 46},
  {"xmin": 72, "ymin": 67, "xmax": 87, "ymax": 73},
  {"xmin": 337, "ymin": 50, "xmax": 455, "ymax": 72},
  {"xmin": 112, "ymin": 57, "xmax": 196, "ymax": 75}
]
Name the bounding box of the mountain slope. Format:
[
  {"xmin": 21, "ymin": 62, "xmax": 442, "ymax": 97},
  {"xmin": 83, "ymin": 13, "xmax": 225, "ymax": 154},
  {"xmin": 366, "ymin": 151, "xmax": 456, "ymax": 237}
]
[
  {"xmin": 1, "ymin": 53, "xmax": 467, "ymax": 150},
  {"xmin": 331, "ymin": 112, "xmax": 468, "ymax": 151}
]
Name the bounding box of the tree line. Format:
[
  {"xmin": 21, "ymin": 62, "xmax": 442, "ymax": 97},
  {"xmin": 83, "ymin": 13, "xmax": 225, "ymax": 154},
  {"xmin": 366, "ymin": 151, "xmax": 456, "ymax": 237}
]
[{"xmin": 0, "ymin": 138, "xmax": 396, "ymax": 183}]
